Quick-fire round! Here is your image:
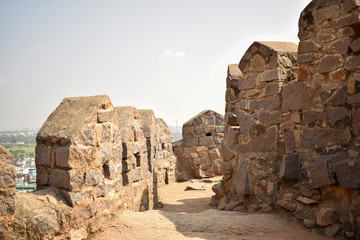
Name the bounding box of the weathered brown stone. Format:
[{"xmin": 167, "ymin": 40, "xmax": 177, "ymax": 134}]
[
  {"xmin": 74, "ymin": 124, "xmax": 96, "ymax": 146},
  {"xmin": 279, "ymin": 121, "xmax": 295, "ymax": 130},
  {"xmin": 298, "ymin": 65, "xmax": 310, "ymax": 81},
  {"xmin": 327, "ymin": 86, "xmax": 347, "ymax": 106},
  {"xmin": 85, "ymin": 169, "xmax": 102, "ymax": 186},
  {"xmin": 62, "ymin": 190, "xmax": 92, "ymax": 207},
  {"xmin": 264, "ymin": 82, "xmax": 280, "ymax": 96},
  {"xmin": 48, "ymin": 169, "xmax": 84, "ymax": 190},
  {"xmin": 235, "ymin": 110, "xmax": 252, "ymax": 135},
  {"xmin": 329, "ymin": 68, "xmax": 346, "ymax": 82},
  {"xmin": 347, "ymin": 93, "xmax": 360, "ymax": 104},
  {"xmin": 317, "ymin": 55, "xmax": 343, "ymax": 74},
  {"xmin": 285, "ymin": 130, "xmax": 296, "ymax": 153},
  {"xmin": 324, "ymin": 11, "xmax": 360, "ymax": 29},
  {"xmin": 259, "ymin": 111, "xmax": 282, "ymax": 126},
  {"xmin": 279, "ymin": 153, "xmax": 300, "ymax": 180},
  {"xmin": 35, "ymin": 145, "xmax": 51, "ymax": 166},
  {"xmin": 298, "ymin": 54, "xmax": 313, "ymax": 64},
  {"xmin": 329, "ymin": 38, "xmax": 352, "ymax": 54},
  {"xmin": 76, "ymin": 203, "xmax": 96, "ymax": 222},
  {"xmin": 262, "ymin": 68, "xmax": 285, "ymax": 81},
  {"xmin": 297, "ymin": 196, "xmax": 318, "ymax": 205},
  {"xmin": 55, "ymin": 146, "xmax": 94, "ymax": 169},
  {"xmin": 250, "ymin": 54, "xmax": 266, "ymax": 72},
  {"xmin": 316, "ymin": 207, "xmax": 338, "ymax": 227},
  {"xmin": 300, "ymin": 185, "xmax": 318, "ymax": 197},
  {"xmin": 221, "ymin": 143, "xmax": 234, "ymax": 161},
  {"xmin": 345, "ymin": 56, "xmax": 360, "ymax": 71},
  {"xmin": 307, "ymin": 160, "xmax": 335, "ymax": 189},
  {"xmin": 98, "ymin": 110, "xmax": 114, "ymax": 123},
  {"xmin": 350, "ymin": 38, "xmax": 360, "ymax": 52},
  {"xmin": 303, "ymin": 218, "xmax": 317, "ymax": 228},
  {"xmin": 238, "ymin": 73, "xmax": 258, "ymax": 90},
  {"xmin": 277, "ymin": 200, "xmax": 297, "ymax": 211},
  {"xmin": 313, "ymin": 3, "xmax": 341, "ymax": 24},
  {"xmin": 298, "ymin": 40, "xmax": 321, "ymax": 53},
  {"xmin": 199, "ymin": 136, "xmax": 213, "ymax": 146},
  {"xmin": 352, "ymin": 108, "xmax": 360, "ymax": 138},
  {"xmin": 334, "ymin": 159, "xmax": 360, "ymax": 188},
  {"xmin": 0, "ymin": 190, "xmax": 16, "ymax": 216},
  {"xmin": 282, "ymin": 81, "xmax": 316, "ymax": 111},
  {"xmin": 248, "ymin": 96, "xmax": 280, "ymax": 111},
  {"xmin": 328, "ymin": 109, "xmax": 348, "ymax": 127},
  {"xmin": 238, "ymin": 126, "xmax": 277, "ymax": 153},
  {"xmin": 234, "ymin": 158, "xmax": 251, "ymax": 195},
  {"xmin": 102, "ymin": 123, "xmax": 112, "ymax": 143},
  {"xmin": 0, "ymin": 166, "xmax": 15, "ymax": 188},
  {"xmin": 300, "ymin": 127, "xmax": 351, "ymax": 149}
]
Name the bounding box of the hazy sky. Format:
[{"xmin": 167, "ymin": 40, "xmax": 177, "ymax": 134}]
[{"xmin": 0, "ymin": 0, "xmax": 311, "ymax": 130}]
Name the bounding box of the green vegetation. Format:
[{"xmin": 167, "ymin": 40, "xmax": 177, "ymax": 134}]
[{"xmin": 5, "ymin": 145, "xmax": 35, "ymax": 160}]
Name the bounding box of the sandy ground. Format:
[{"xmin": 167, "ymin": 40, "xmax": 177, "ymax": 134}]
[{"xmin": 91, "ymin": 179, "xmax": 333, "ymax": 240}]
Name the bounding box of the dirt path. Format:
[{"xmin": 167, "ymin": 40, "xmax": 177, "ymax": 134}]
[{"xmin": 91, "ymin": 179, "xmax": 332, "ymax": 240}]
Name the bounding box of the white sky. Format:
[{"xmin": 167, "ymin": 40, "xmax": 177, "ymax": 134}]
[{"xmin": 0, "ymin": 0, "xmax": 311, "ymax": 130}]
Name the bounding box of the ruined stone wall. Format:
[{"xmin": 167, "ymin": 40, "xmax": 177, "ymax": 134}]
[
  {"xmin": 215, "ymin": 0, "xmax": 360, "ymax": 237},
  {"xmin": 174, "ymin": 110, "xmax": 224, "ymax": 180},
  {"xmin": 0, "ymin": 146, "xmax": 16, "ymax": 237},
  {"xmin": 0, "ymin": 95, "xmax": 176, "ymax": 239}
]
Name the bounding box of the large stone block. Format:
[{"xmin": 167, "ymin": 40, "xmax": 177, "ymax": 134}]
[
  {"xmin": 307, "ymin": 160, "xmax": 335, "ymax": 189},
  {"xmin": 282, "ymin": 81, "xmax": 316, "ymax": 111},
  {"xmin": 261, "ymin": 68, "xmax": 286, "ymax": 81},
  {"xmin": 184, "ymin": 137, "xmax": 198, "ymax": 147},
  {"xmin": 285, "ymin": 130, "xmax": 296, "ymax": 153},
  {"xmin": 235, "ymin": 109, "xmax": 252, "ymax": 135},
  {"xmin": 199, "ymin": 136, "xmax": 214, "ymax": 146},
  {"xmin": 238, "ymin": 73, "xmax": 258, "ymax": 90},
  {"xmin": 279, "ymin": 153, "xmax": 300, "ymax": 180},
  {"xmin": 85, "ymin": 169, "xmax": 102, "ymax": 186},
  {"xmin": 0, "ymin": 166, "xmax": 15, "ymax": 188},
  {"xmin": 221, "ymin": 143, "xmax": 234, "ymax": 161},
  {"xmin": 316, "ymin": 207, "xmax": 338, "ymax": 227},
  {"xmin": 317, "ymin": 55, "xmax": 343, "ymax": 73},
  {"xmin": 62, "ymin": 190, "xmax": 92, "ymax": 207},
  {"xmin": 74, "ymin": 124, "xmax": 96, "ymax": 146},
  {"xmin": 234, "ymin": 158, "xmax": 251, "ymax": 195},
  {"xmin": 35, "ymin": 145, "xmax": 51, "ymax": 166},
  {"xmin": 102, "ymin": 123, "xmax": 112, "ymax": 143},
  {"xmin": 347, "ymin": 93, "xmax": 360, "ymax": 105},
  {"xmin": 55, "ymin": 146, "xmax": 94, "ymax": 169},
  {"xmin": 238, "ymin": 126, "xmax": 277, "ymax": 153},
  {"xmin": 334, "ymin": 159, "xmax": 360, "ymax": 188},
  {"xmin": 259, "ymin": 111, "xmax": 282, "ymax": 126},
  {"xmin": 48, "ymin": 169, "xmax": 84, "ymax": 190},
  {"xmin": 345, "ymin": 55, "xmax": 360, "ymax": 71},
  {"xmin": 300, "ymin": 127, "xmax": 351, "ymax": 149},
  {"xmin": 327, "ymin": 107, "xmax": 348, "ymax": 124},
  {"xmin": 98, "ymin": 110, "xmax": 114, "ymax": 123},
  {"xmin": 248, "ymin": 96, "xmax": 280, "ymax": 111},
  {"xmin": 36, "ymin": 166, "xmax": 48, "ymax": 186},
  {"xmin": 303, "ymin": 110, "xmax": 323, "ymax": 125}
]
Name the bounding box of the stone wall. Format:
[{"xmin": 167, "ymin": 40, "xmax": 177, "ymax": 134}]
[
  {"xmin": 174, "ymin": 110, "xmax": 224, "ymax": 180},
  {"xmin": 0, "ymin": 146, "xmax": 16, "ymax": 237},
  {"xmin": 214, "ymin": 0, "xmax": 360, "ymax": 238},
  {"xmin": 1, "ymin": 95, "xmax": 176, "ymax": 239}
]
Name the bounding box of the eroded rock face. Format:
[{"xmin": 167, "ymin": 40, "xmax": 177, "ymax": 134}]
[
  {"xmin": 0, "ymin": 145, "xmax": 16, "ymax": 225},
  {"xmin": 174, "ymin": 110, "xmax": 224, "ymax": 179},
  {"xmin": 213, "ymin": 0, "xmax": 360, "ymax": 237}
]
